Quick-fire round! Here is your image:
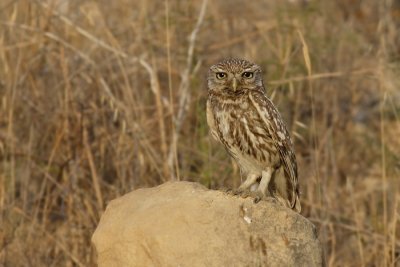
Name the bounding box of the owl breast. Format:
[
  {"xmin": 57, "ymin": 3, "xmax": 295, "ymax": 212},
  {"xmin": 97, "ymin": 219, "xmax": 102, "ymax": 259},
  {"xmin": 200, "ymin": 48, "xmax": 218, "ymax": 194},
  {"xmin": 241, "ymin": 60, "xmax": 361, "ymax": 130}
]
[{"xmin": 208, "ymin": 92, "xmax": 281, "ymax": 175}]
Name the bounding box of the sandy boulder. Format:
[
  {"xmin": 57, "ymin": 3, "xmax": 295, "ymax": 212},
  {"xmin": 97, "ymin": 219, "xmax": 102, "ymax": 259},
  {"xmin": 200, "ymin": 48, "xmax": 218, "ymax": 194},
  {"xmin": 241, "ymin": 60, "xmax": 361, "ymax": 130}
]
[{"xmin": 92, "ymin": 181, "xmax": 323, "ymax": 267}]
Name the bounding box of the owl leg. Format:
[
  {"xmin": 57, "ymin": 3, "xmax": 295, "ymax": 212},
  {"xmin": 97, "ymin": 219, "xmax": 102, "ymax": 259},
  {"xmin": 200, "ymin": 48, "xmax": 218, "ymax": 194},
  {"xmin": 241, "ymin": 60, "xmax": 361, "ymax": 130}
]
[
  {"xmin": 237, "ymin": 173, "xmax": 259, "ymax": 192},
  {"xmin": 232, "ymin": 173, "xmax": 259, "ymax": 198},
  {"xmin": 258, "ymin": 167, "xmax": 273, "ymax": 193},
  {"xmin": 251, "ymin": 167, "xmax": 274, "ymax": 202}
]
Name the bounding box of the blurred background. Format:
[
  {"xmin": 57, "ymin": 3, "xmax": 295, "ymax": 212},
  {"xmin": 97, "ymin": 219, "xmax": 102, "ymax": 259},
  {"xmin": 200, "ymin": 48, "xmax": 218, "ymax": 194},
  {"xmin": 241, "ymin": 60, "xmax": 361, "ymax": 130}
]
[{"xmin": 0, "ymin": 0, "xmax": 399, "ymax": 266}]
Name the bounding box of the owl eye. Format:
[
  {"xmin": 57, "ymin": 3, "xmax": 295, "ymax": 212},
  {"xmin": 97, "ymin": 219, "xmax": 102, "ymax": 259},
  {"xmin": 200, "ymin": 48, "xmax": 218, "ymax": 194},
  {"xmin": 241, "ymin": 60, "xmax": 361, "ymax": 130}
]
[
  {"xmin": 242, "ymin": 72, "xmax": 254, "ymax": 78},
  {"xmin": 216, "ymin": 72, "xmax": 227, "ymax": 79}
]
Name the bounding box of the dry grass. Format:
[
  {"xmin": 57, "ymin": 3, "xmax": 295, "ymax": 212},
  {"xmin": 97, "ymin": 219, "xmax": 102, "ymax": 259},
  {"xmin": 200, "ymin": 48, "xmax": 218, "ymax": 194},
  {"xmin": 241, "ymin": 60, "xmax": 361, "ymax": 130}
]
[{"xmin": 0, "ymin": 0, "xmax": 399, "ymax": 266}]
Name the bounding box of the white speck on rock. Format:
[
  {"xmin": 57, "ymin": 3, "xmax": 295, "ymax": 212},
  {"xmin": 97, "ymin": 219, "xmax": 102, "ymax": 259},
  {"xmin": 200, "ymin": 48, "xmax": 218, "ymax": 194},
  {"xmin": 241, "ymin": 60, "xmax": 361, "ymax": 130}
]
[{"xmin": 243, "ymin": 216, "xmax": 252, "ymax": 224}]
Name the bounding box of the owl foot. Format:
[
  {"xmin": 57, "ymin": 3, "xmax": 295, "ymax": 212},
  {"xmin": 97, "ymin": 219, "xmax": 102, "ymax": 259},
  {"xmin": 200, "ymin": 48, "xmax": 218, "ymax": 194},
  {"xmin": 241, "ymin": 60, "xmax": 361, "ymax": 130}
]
[
  {"xmin": 233, "ymin": 189, "xmax": 266, "ymax": 202},
  {"xmin": 250, "ymin": 192, "xmax": 279, "ymax": 204},
  {"xmin": 220, "ymin": 187, "xmax": 272, "ymax": 204},
  {"xmin": 220, "ymin": 187, "xmax": 251, "ymax": 198},
  {"xmin": 230, "ymin": 188, "xmax": 252, "ymax": 198},
  {"xmin": 250, "ymin": 191, "xmax": 266, "ymax": 203},
  {"xmin": 219, "ymin": 187, "xmax": 233, "ymax": 194}
]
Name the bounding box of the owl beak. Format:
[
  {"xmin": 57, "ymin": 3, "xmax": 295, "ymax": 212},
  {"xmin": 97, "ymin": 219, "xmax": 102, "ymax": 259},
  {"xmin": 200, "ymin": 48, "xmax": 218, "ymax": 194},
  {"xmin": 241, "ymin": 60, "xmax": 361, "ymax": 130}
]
[{"xmin": 232, "ymin": 78, "xmax": 238, "ymax": 91}]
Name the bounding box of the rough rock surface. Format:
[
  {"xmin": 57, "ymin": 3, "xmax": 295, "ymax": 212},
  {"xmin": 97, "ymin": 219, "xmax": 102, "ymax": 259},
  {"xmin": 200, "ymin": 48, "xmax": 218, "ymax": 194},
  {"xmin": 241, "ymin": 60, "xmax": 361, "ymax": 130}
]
[{"xmin": 92, "ymin": 181, "xmax": 323, "ymax": 267}]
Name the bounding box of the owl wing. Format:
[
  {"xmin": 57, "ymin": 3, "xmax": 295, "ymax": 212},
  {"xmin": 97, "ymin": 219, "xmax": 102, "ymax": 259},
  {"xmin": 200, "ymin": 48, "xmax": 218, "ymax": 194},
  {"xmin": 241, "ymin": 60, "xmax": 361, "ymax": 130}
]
[{"xmin": 248, "ymin": 89, "xmax": 299, "ymax": 208}]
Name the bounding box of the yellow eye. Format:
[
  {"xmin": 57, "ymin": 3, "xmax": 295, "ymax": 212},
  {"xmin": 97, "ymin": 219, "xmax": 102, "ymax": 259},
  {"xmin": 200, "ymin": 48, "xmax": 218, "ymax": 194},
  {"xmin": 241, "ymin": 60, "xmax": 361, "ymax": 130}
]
[
  {"xmin": 242, "ymin": 72, "xmax": 253, "ymax": 78},
  {"xmin": 216, "ymin": 72, "xmax": 227, "ymax": 79}
]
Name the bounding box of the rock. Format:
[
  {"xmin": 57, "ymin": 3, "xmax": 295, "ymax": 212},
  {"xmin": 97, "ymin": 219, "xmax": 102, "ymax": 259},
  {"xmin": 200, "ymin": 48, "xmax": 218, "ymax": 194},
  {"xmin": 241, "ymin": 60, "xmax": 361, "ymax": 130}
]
[{"xmin": 92, "ymin": 181, "xmax": 323, "ymax": 267}]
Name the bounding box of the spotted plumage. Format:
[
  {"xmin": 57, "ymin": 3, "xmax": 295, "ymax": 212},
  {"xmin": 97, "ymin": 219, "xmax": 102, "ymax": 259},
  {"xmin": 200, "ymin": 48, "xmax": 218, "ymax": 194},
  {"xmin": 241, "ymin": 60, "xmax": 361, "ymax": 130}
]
[{"xmin": 206, "ymin": 58, "xmax": 301, "ymax": 212}]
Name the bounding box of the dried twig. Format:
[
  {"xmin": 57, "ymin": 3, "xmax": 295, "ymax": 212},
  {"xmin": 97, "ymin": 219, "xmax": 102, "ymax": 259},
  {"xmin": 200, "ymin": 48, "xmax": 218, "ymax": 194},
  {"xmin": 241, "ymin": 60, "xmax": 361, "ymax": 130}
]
[
  {"xmin": 267, "ymin": 69, "xmax": 375, "ymax": 85},
  {"xmin": 139, "ymin": 60, "xmax": 169, "ymax": 177},
  {"xmin": 166, "ymin": 0, "xmax": 208, "ymax": 179}
]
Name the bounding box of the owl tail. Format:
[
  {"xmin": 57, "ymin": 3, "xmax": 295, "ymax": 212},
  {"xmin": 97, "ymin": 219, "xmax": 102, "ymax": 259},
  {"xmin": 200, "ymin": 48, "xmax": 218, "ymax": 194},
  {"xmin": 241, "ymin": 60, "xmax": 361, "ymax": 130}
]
[
  {"xmin": 273, "ymin": 194, "xmax": 301, "ymax": 213},
  {"xmin": 270, "ymin": 167, "xmax": 301, "ymax": 213},
  {"xmin": 293, "ymin": 194, "xmax": 301, "ymax": 213}
]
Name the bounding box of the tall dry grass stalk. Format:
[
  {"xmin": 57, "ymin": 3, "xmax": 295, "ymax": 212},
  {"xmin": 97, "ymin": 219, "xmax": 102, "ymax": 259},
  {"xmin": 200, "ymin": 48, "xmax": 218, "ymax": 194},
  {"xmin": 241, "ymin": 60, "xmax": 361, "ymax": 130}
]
[{"xmin": 0, "ymin": 0, "xmax": 399, "ymax": 266}]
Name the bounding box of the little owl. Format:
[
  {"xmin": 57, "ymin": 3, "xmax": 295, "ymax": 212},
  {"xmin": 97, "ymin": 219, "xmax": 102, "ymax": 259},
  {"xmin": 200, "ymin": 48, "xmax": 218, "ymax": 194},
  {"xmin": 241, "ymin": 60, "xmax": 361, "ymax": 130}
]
[{"xmin": 206, "ymin": 58, "xmax": 301, "ymax": 212}]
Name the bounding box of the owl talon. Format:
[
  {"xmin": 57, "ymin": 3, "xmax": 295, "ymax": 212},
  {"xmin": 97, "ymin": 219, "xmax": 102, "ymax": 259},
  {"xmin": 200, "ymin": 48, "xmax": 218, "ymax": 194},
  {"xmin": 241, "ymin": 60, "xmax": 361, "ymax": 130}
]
[
  {"xmin": 254, "ymin": 196, "xmax": 262, "ymax": 203},
  {"xmin": 251, "ymin": 191, "xmax": 266, "ymax": 203}
]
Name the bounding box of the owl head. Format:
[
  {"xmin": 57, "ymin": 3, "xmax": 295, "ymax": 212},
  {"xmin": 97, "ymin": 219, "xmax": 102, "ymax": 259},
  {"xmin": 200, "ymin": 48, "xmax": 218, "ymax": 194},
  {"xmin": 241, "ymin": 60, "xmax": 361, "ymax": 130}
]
[{"xmin": 207, "ymin": 58, "xmax": 263, "ymax": 93}]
